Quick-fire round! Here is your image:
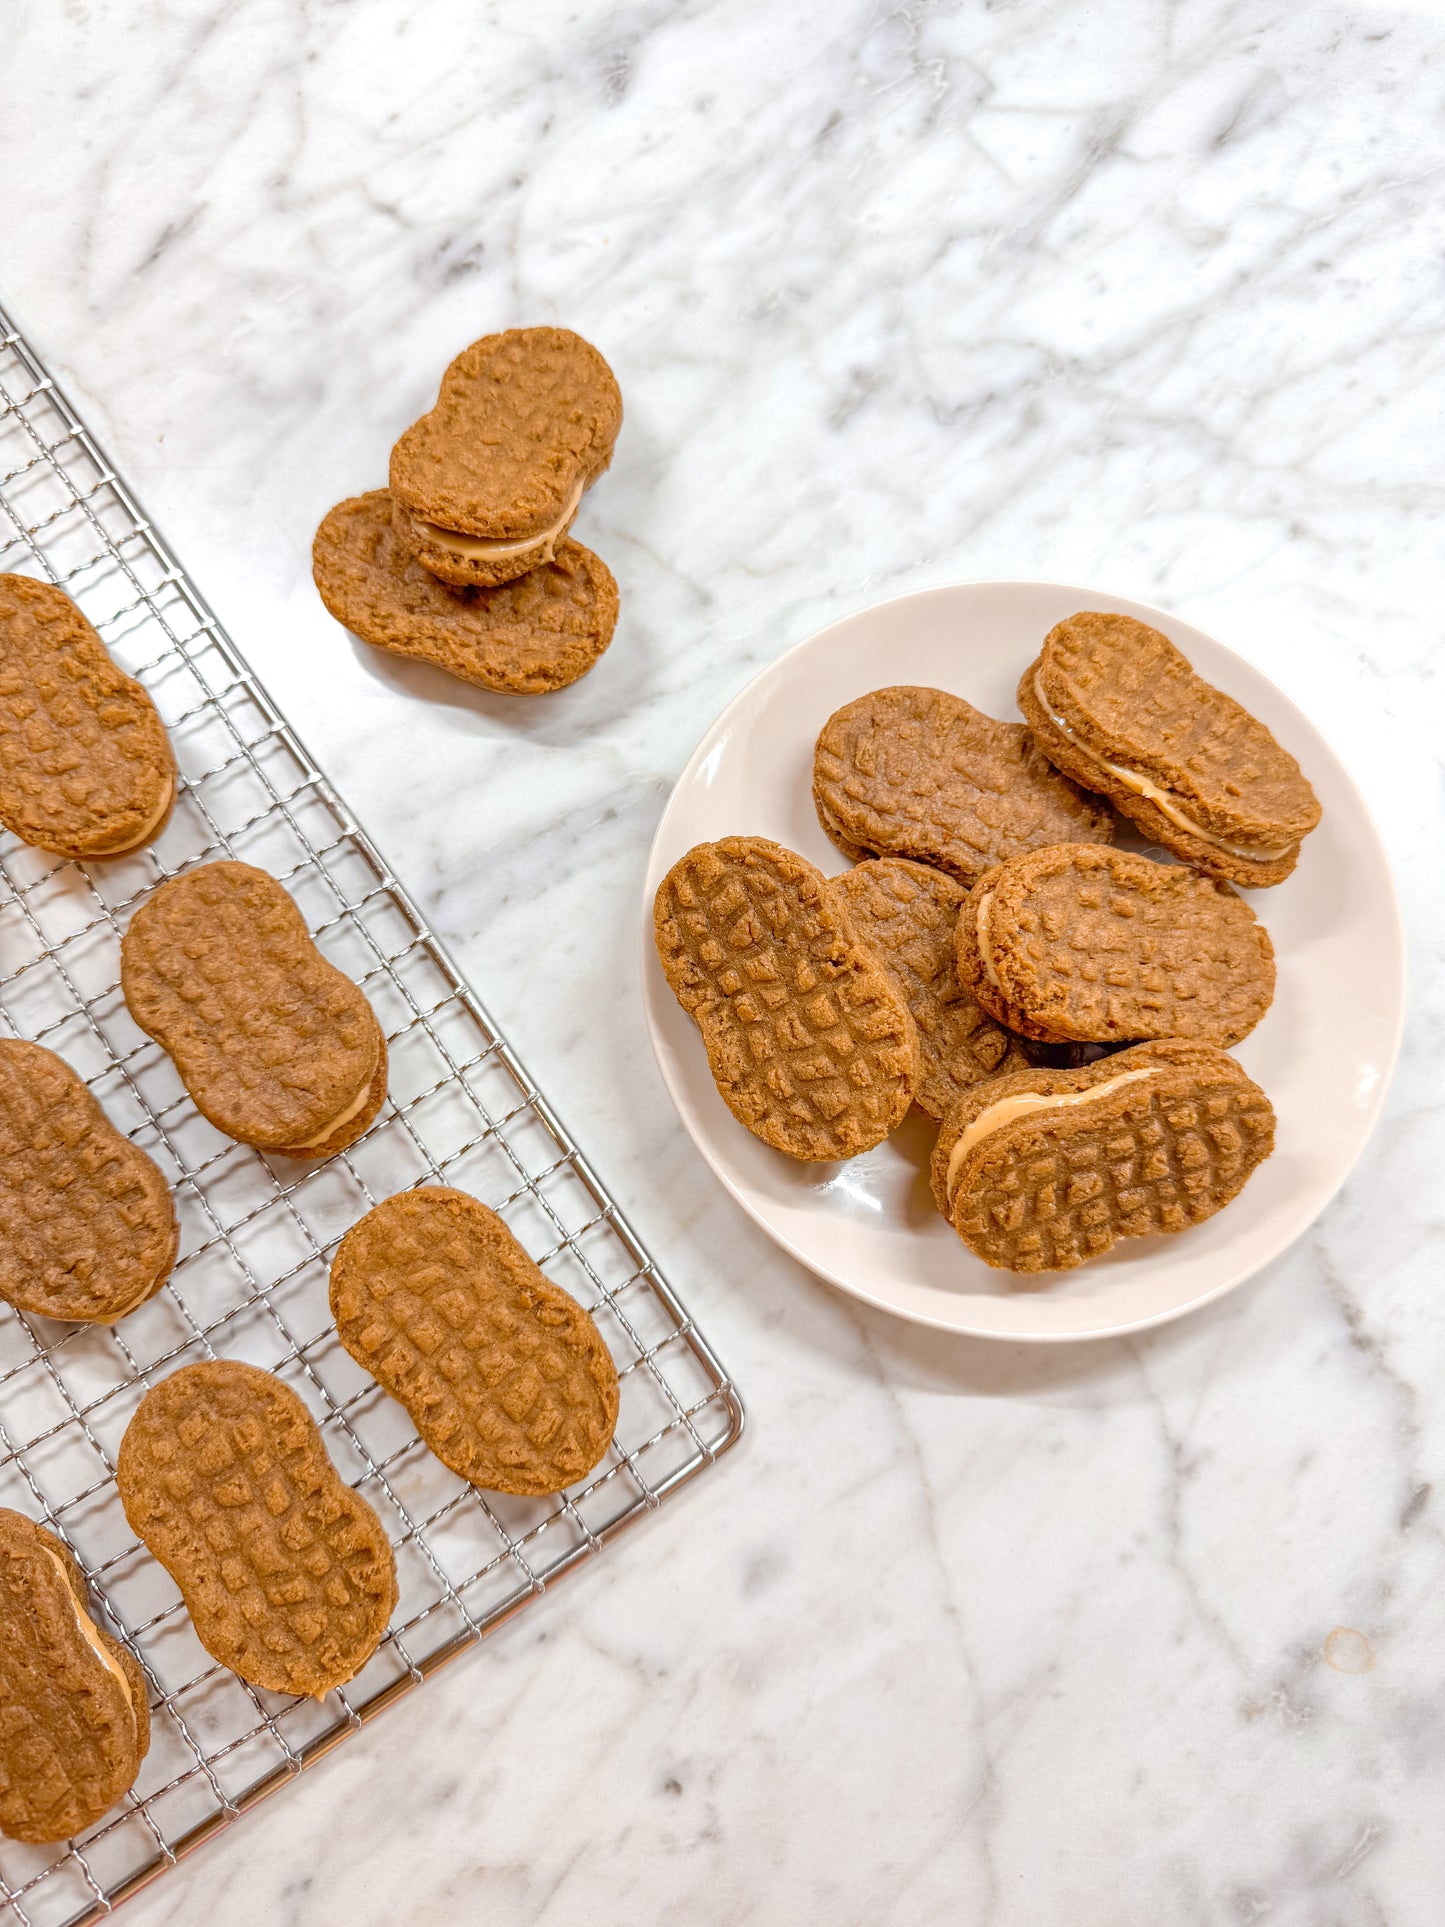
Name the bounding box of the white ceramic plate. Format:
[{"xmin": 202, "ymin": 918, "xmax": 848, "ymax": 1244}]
[{"xmin": 642, "ymin": 582, "xmax": 1404, "ymax": 1341}]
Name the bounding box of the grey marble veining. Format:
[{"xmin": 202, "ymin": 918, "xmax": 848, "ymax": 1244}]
[{"xmin": 3, "ymin": 1, "xmax": 1445, "ymax": 1921}]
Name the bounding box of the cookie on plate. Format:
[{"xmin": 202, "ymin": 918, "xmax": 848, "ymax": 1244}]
[
  {"xmin": 0, "ymin": 574, "xmax": 174, "ymax": 859},
  {"xmin": 654, "ymin": 836, "xmax": 920, "ymax": 1160},
  {"xmin": 120, "ymin": 861, "xmax": 387, "ymax": 1157},
  {"xmin": 117, "ymin": 1361, "xmax": 396, "ymax": 1699},
  {"xmin": 813, "ymin": 685, "xmax": 1112, "ymax": 884},
  {"xmin": 956, "ymin": 844, "xmax": 1275, "ymax": 1047},
  {"xmin": 826, "ymin": 858, "xmax": 1029, "ymax": 1121},
  {"xmin": 330, "ymin": 1188, "xmax": 619, "ymax": 1496},
  {"xmin": 0, "ymin": 1040, "xmax": 177, "ymax": 1323},
  {"xmin": 312, "ymin": 490, "xmax": 618, "ymax": 696},
  {"xmin": 1018, "ymin": 612, "xmax": 1321, "ymax": 886},
  {"xmin": 0, "ymin": 1510, "xmax": 150, "ymax": 1843},
  {"xmin": 389, "ymin": 327, "xmax": 622, "ymax": 589},
  {"xmin": 930, "ymin": 1039, "xmax": 1275, "ymax": 1271}
]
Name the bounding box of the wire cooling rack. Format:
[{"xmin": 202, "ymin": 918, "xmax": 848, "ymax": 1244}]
[{"xmin": 0, "ymin": 303, "xmax": 743, "ymax": 1927}]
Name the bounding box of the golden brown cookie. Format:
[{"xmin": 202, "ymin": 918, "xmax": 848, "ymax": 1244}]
[
  {"xmin": 930, "ymin": 1040, "xmax": 1275, "ymax": 1271},
  {"xmin": 1018, "ymin": 612, "xmax": 1321, "ymax": 886},
  {"xmin": 0, "ymin": 1510, "xmax": 150, "ymax": 1843},
  {"xmin": 312, "ymin": 490, "xmax": 618, "ymax": 696},
  {"xmin": 654, "ymin": 836, "xmax": 920, "ymax": 1160},
  {"xmin": 389, "ymin": 327, "xmax": 622, "ymax": 589},
  {"xmin": 330, "ymin": 1188, "xmax": 618, "ymax": 1496},
  {"xmin": 0, "ymin": 574, "xmax": 175, "ymax": 859},
  {"xmin": 813, "ymin": 685, "xmax": 1112, "ymax": 884},
  {"xmin": 116, "ymin": 1361, "xmax": 396, "ymax": 1699},
  {"xmin": 825, "ymin": 858, "xmax": 1029, "ymax": 1120},
  {"xmin": 0, "ymin": 1040, "xmax": 177, "ymax": 1323},
  {"xmin": 956, "ymin": 844, "xmax": 1276, "ymax": 1047},
  {"xmin": 120, "ymin": 861, "xmax": 387, "ymax": 1157}
]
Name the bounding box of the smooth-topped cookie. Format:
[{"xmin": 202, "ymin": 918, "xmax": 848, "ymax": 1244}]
[
  {"xmin": 655, "ymin": 836, "xmax": 920, "ymax": 1160},
  {"xmin": 389, "ymin": 327, "xmax": 622, "ymax": 589},
  {"xmin": 0, "ymin": 1510, "xmax": 150, "ymax": 1843},
  {"xmin": 931, "ymin": 1040, "xmax": 1275, "ymax": 1271},
  {"xmin": 117, "ymin": 1361, "xmax": 396, "ymax": 1698},
  {"xmin": 331, "ymin": 1188, "xmax": 619, "ymax": 1496},
  {"xmin": 0, "ymin": 1040, "xmax": 177, "ymax": 1323},
  {"xmin": 120, "ymin": 861, "xmax": 387, "ymax": 1157},
  {"xmin": 813, "ymin": 685, "xmax": 1112, "ymax": 884},
  {"xmin": 0, "ymin": 574, "xmax": 174, "ymax": 859},
  {"xmin": 1018, "ymin": 612, "xmax": 1322, "ymax": 886},
  {"xmin": 312, "ymin": 490, "xmax": 618, "ymax": 696},
  {"xmin": 956, "ymin": 844, "xmax": 1276, "ymax": 1046},
  {"xmin": 826, "ymin": 858, "xmax": 1029, "ymax": 1120}
]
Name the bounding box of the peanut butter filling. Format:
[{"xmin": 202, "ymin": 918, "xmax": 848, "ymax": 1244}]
[
  {"xmin": 89, "ymin": 770, "xmax": 175, "ymax": 857},
  {"xmin": 43, "ymin": 1549, "xmax": 134, "ymax": 1712},
  {"xmin": 404, "ymin": 476, "xmax": 584, "ymax": 561},
  {"xmin": 285, "ymin": 1068, "xmax": 376, "ymax": 1152},
  {"xmin": 945, "ymin": 1067, "xmax": 1160, "ymax": 1201}
]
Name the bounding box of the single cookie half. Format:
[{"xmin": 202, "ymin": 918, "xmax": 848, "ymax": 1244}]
[
  {"xmin": 389, "ymin": 327, "xmax": 622, "ymax": 588},
  {"xmin": 0, "ymin": 1510, "xmax": 150, "ymax": 1843},
  {"xmin": 313, "ymin": 490, "xmax": 618, "ymax": 696},
  {"xmin": 1018, "ymin": 612, "xmax": 1321, "ymax": 886},
  {"xmin": 956, "ymin": 844, "xmax": 1276, "ymax": 1046},
  {"xmin": 0, "ymin": 1040, "xmax": 177, "ymax": 1323},
  {"xmin": 813, "ymin": 685, "xmax": 1113, "ymax": 884},
  {"xmin": 825, "ymin": 858, "xmax": 1030, "ymax": 1121},
  {"xmin": 930, "ymin": 1039, "xmax": 1275, "ymax": 1271},
  {"xmin": 0, "ymin": 574, "xmax": 175, "ymax": 859},
  {"xmin": 654, "ymin": 836, "xmax": 920, "ymax": 1160},
  {"xmin": 117, "ymin": 1361, "xmax": 397, "ymax": 1698},
  {"xmin": 330, "ymin": 1188, "xmax": 619, "ymax": 1496},
  {"xmin": 121, "ymin": 861, "xmax": 386, "ymax": 1158}
]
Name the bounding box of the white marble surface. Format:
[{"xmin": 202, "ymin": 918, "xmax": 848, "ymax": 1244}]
[{"xmin": 5, "ymin": 0, "xmax": 1445, "ymax": 1919}]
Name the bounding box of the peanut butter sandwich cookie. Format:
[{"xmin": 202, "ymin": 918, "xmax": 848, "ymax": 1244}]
[
  {"xmin": 390, "ymin": 327, "xmax": 622, "ymax": 589},
  {"xmin": 0, "ymin": 1510, "xmax": 150, "ymax": 1843},
  {"xmin": 117, "ymin": 1361, "xmax": 396, "ymax": 1698},
  {"xmin": 0, "ymin": 1040, "xmax": 177, "ymax": 1323},
  {"xmin": 813, "ymin": 685, "xmax": 1112, "ymax": 884},
  {"xmin": 312, "ymin": 490, "xmax": 618, "ymax": 696},
  {"xmin": 0, "ymin": 575, "xmax": 174, "ymax": 859},
  {"xmin": 956, "ymin": 844, "xmax": 1275, "ymax": 1047},
  {"xmin": 655, "ymin": 836, "xmax": 920, "ymax": 1160},
  {"xmin": 120, "ymin": 861, "xmax": 386, "ymax": 1157},
  {"xmin": 931, "ymin": 1040, "xmax": 1275, "ymax": 1272},
  {"xmin": 826, "ymin": 858, "xmax": 1029, "ymax": 1121},
  {"xmin": 330, "ymin": 1188, "xmax": 619, "ymax": 1496},
  {"xmin": 1018, "ymin": 612, "xmax": 1321, "ymax": 886}
]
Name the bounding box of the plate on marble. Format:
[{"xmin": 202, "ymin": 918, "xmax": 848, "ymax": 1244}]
[{"xmin": 641, "ymin": 581, "xmax": 1403, "ymax": 1341}]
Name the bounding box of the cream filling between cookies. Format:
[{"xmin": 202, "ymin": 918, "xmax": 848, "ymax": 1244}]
[
  {"xmin": 42, "ymin": 1550, "xmax": 134, "ymax": 1710},
  {"xmin": 1033, "ymin": 672, "xmax": 1294, "ymax": 862},
  {"xmin": 945, "ymin": 1068, "xmax": 1161, "ymax": 1202},
  {"xmin": 405, "ymin": 476, "xmax": 584, "ymax": 561},
  {"xmin": 286, "ymin": 1072, "xmax": 375, "ymax": 1152},
  {"xmin": 86, "ymin": 771, "xmax": 176, "ymax": 858}
]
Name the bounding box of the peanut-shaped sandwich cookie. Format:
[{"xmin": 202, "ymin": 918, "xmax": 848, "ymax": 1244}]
[
  {"xmin": 120, "ymin": 861, "xmax": 387, "ymax": 1157},
  {"xmin": 0, "ymin": 1510, "xmax": 150, "ymax": 1843},
  {"xmin": 331, "ymin": 1189, "xmax": 619, "ymax": 1496},
  {"xmin": 117, "ymin": 1361, "xmax": 396, "ymax": 1698},
  {"xmin": 0, "ymin": 574, "xmax": 174, "ymax": 859},
  {"xmin": 0, "ymin": 1040, "xmax": 176, "ymax": 1322}
]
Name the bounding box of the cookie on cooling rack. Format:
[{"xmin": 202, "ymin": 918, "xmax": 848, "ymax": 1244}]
[
  {"xmin": 117, "ymin": 1360, "xmax": 396, "ymax": 1699},
  {"xmin": 120, "ymin": 861, "xmax": 387, "ymax": 1158},
  {"xmin": 825, "ymin": 858, "xmax": 1029, "ymax": 1121},
  {"xmin": 0, "ymin": 1040, "xmax": 176, "ymax": 1323},
  {"xmin": 812, "ymin": 685, "xmax": 1112, "ymax": 884},
  {"xmin": 330, "ymin": 1188, "xmax": 619, "ymax": 1496},
  {"xmin": 0, "ymin": 574, "xmax": 174, "ymax": 860},
  {"xmin": 312, "ymin": 490, "xmax": 618, "ymax": 696},
  {"xmin": 0, "ymin": 1509, "xmax": 150, "ymax": 1843},
  {"xmin": 389, "ymin": 327, "xmax": 622, "ymax": 589},
  {"xmin": 930, "ymin": 1039, "xmax": 1275, "ymax": 1272},
  {"xmin": 654, "ymin": 835, "xmax": 920, "ymax": 1160},
  {"xmin": 1018, "ymin": 612, "xmax": 1322, "ymax": 887},
  {"xmin": 955, "ymin": 844, "xmax": 1276, "ymax": 1047}
]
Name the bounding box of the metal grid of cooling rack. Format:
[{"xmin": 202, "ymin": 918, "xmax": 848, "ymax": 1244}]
[{"xmin": 0, "ymin": 303, "xmax": 743, "ymax": 1927}]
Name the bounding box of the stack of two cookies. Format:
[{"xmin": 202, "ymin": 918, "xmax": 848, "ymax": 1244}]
[{"xmin": 313, "ymin": 328, "xmax": 622, "ymax": 695}]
